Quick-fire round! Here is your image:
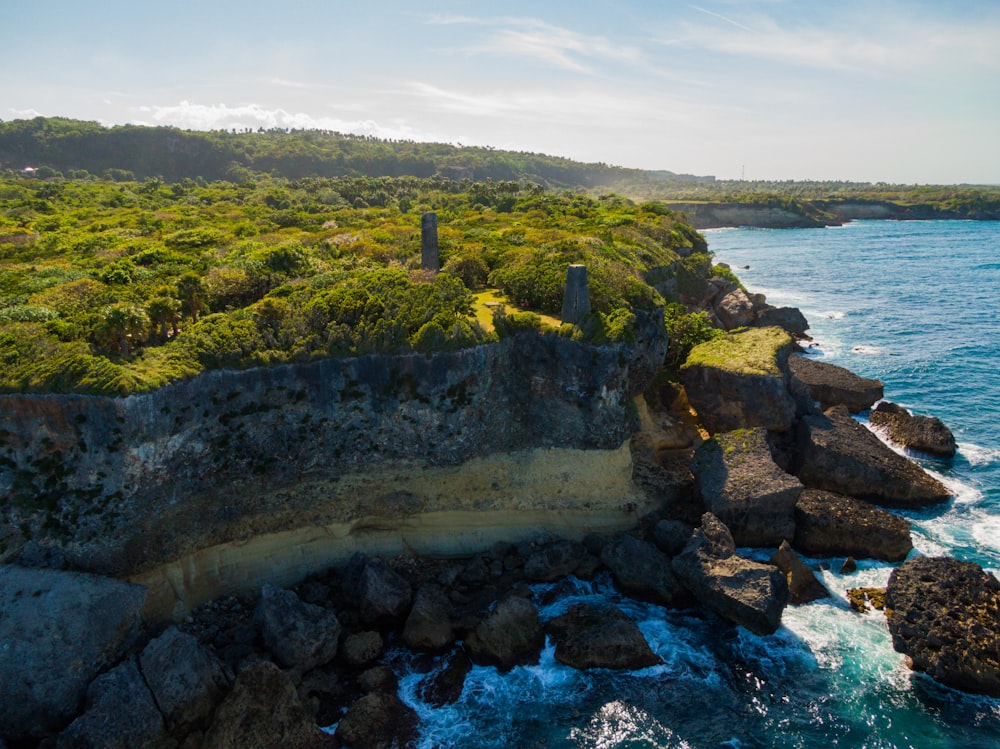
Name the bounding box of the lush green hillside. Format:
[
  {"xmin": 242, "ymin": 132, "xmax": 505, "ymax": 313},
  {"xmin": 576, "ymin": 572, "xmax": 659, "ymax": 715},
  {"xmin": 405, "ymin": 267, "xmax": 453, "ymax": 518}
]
[{"xmin": 0, "ymin": 173, "xmax": 715, "ymax": 395}]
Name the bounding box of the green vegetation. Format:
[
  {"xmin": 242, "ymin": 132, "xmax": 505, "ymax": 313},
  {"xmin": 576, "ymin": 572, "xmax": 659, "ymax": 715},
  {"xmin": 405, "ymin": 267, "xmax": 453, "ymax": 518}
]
[
  {"xmin": 682, "ymin": 327, "xmax": 792, "ymax": 376},
  {"xmin": 0, "ymin": 171, "xmax": 715, "ymax": 394},
  {"xmin": 663, "ymin": 303, "xmax": 723, "ymax": 373}
]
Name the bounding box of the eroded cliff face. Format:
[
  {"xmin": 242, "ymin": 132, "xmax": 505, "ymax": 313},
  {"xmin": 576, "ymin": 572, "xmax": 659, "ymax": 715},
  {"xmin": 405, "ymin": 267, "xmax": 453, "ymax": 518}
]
[{"xmin": 1, "ymin": 331, "xmax": 665, "ymax": 617}]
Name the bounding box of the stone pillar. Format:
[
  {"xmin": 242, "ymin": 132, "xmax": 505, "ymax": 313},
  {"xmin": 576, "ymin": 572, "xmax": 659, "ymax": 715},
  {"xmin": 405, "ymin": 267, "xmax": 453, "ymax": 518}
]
[
  {"xmin": 421, "ymin": 212, "xmax": 439, "ymax": 271},
  {"xmin": 561, "ymin": 264, "xmax": 591, "ymax": 324}
]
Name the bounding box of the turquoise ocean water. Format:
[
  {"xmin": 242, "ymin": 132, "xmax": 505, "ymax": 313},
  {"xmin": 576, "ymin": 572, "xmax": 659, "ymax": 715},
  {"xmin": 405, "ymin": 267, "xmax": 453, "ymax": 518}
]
[{"xmin": 387, "ymin": 221, "xmax": 1000, "ymax": 748}]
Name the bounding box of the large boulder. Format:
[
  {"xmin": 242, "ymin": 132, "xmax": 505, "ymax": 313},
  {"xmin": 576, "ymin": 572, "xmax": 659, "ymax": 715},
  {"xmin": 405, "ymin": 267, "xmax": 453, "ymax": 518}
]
[
  {"xmin": 139, "ymin": 626, "xmax": 229, "ymax": 736},
  {"xmin": 335, "ymin": 692, "xmax": 418, "ymax": 749},
  {"xmin": 885, "ymin": 556, "xmax": 1000, "ymax": 697},
  {"xmin": 56, "ymin": 659, "xmax": 170, "ymax": 749},
  {"xmin": 671, "ymin": 514, "xmax": 789, "ymax": 635},
  {"xmin": 203, "ymin": 662, "xmax": 332, "ymax": 749},
  {"xmin": 769, "ymin": 540, "xmax": 829, "ymax": 605},
  {"xmin": 795, "ymin": 406, "xmax": 952, "ymax": 508},
  {"xmin": 545, "ymin": 604, "xmax": 661, "ymax": 670},
  {"xmin": 523, "ymin": 539, "xmax": 588, "ymax": 582},
  {"xmin": 714, "ymin": 287, "xmax": 757, "ymax": 330},
  {"xmin": 0, "ymin": 566, "xmax": 147, "ymax": 740},
  {"xmin": 788, "ymin": 355, "xmax": 883, "ymax": 413},
  {"xmin": 343, "ymin": 554, "xmax": 413, "ymax": 625},
  {"xmin": 753, "ymin": 306, "xmax": 810, "ymax": 339},
  {"xmin": 256, "ymin": 584, "xmax": 341, "ymax": 672},
  {"xmin": 870, "ymin": 401, "xmax": 957, "ymax": 458},
  {"xmin": 794, "ymin": 489, "xmax": 913, "ymax": 561},
  {"xmin": 465, "ymin": 596, "xmax": 544, "ymax": 672},
  {"xmin": 600, "ymin": 533, "xmax": 691, "ymax": 607},
  {"xmin": 690, "ymin": 428, "xmax": 803, "ymax": 547},
  {"xmin": 403, "ymin": 584, "xmax": 454, "ymax": 651},
  {"xmin": 682, "ymin": 327, "xmax": 797, "ymax": 434}
]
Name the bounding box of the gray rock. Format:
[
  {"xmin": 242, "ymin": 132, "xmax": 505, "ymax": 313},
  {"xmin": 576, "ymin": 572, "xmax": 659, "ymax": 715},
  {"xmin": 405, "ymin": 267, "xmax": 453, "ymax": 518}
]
[
  {"xmin": 794, "ymin": 489, "xmax": 913, "ymax": 561},
  {"xmin": 403, "ymin": 584, "xmax": 454, "ymax": 651},
  {"xmin": 203, "ymin": 662, "xmax": 331, "ymax": 749},
  {"xmin": 671, "ymin": 513, "xmax": 789, "ymax": 635},
  {"xmin": 714, "ymin": 287, "xmax": 756, "ymax": 330},
  {"xmin": 140, "ymin": 626, "xmax": 229, "ymax": 735},
  {"xmin": 795, "ymin": 406, "xmax": 952, "ymax": 508},
  {"xmin": 691, "ymin": 428, "xmax": 803, "ymax": 547},
  {"xmin": 417, "ymin": 649, "xmax": 472, "ymax": 707},
  {"xmin": 0, "ymin": 566, "xmax": 147, "ymax": 740},
  {"xmin": 651, "ymin": 519, "xmax": 694, "ymax": 557},
  {"xmin": 56, "ymin": 659, "xmax": 170, "ymax": 749},
  {"xmin": 788, "ymin": 355, "xmax": 883, "ymax": 413},
  {"xmin": 335, "ymin": 692, "xmax": 418, "ymax": 749},
  {"xmin": 341, "ymin": 631, "xmax": 384, "ymax": 668},
  {"xmin": 870, "ymin": 401, "xmax": 957, "ymax": 458},
  {"xmin": 256, "ymin": 584, "xmax": 341, "ymax": 672},
  {"xmin": 885, "ymin": 556, "xmax": 1000, "ymax": 697},
  {"xmin": 344, "ymin": 554, "xmax": 413, "ymax": 624},
  {"xmin": 600, "ymin": 533, "xmax": 691, "ymax": 607},
  {"xmin": 523, "ymin": 539, "xmax": 587, "ymax": 582},
  {"xmin": 465, "ymin": 596, "xmax": 544, "ymax": 672},
  {"xmin": 769, "ymin": 540, "xmax": 829, "ymax": 605},
  {"xmin": 545, "ymin": 604, "xmax": 661, "ymax": 670},
  {"xmin": 753, "ymin": 306, "xmax": 810, "ymax": 338}
]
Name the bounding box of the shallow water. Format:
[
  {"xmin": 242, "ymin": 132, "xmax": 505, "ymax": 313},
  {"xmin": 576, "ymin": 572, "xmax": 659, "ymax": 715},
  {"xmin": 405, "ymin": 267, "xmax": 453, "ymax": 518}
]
[{"xmin": 386, "ymin": 221, "xmax": 1000, "ymax": 748}]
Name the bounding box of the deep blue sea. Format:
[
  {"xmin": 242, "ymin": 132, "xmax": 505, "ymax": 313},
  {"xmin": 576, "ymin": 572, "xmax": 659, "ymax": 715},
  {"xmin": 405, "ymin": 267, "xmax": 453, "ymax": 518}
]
[{"xmin": 386, "ymin": 221, "xmax": 1000, "ymax": 748}]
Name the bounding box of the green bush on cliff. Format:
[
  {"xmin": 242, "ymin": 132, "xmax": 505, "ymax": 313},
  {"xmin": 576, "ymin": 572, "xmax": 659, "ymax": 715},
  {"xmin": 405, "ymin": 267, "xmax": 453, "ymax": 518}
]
[
  {"xmin": 663, "ymin": 303, "xmax": 722, "ymax": 372},
  {"xmin": 682, "ymin": 327, "xmax": 792, "ymax": 376}
]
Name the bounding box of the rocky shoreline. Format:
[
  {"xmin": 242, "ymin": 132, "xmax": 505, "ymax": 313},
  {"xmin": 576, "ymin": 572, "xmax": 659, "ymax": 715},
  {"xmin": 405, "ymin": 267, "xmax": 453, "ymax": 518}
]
[{"xmin": 2, "ymin": 285, "xmax": 999, "ymax": 746}]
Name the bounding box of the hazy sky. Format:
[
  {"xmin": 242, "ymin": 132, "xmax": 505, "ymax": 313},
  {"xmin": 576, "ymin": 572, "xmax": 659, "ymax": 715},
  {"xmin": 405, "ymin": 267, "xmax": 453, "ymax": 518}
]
[{"xmin": 4, "ymin": 1, "xmax": 999, "ymax": 183}]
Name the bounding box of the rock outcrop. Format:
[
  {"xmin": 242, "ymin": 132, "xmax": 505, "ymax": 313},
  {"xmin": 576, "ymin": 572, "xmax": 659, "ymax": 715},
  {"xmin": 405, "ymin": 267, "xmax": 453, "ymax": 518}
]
[
  {"xmin": 752, "ymin": 306, "xmax": 810, "ymax": 339},
  {"xmin": 690, "ymin": 428, "xmax": 803, "ymax": 547},
  {"xmin": 465, "ymin": 596, "xmax": 544, "ymax": 672},
  {"xmin": 769, "ymin": 540, "xmax": 829, "ymax": 605},
  {"xmin": 788, "ymin": 355, "xmax": 883, "ymax": 413},
  {"xmin": 795, "ymin": 406, "xmax": 952, "ymax": 508},
  {"xmin": 682, "ymin": 327, "xmax": 797, "ymax": 433},
  {"xmin": 671, "ymin": 514, "xmax": 789, "ymax": 635},
  {"xmin": 403, "ymin": 584, "xmax": 454, "ymax": 651},
  {"xmin": 793, "ymin": 489, "xmax": 912, "ymax": 561},
  {"xmin": 600, "ymin": 533, "xmax": 690, "ymax": 607},
  {"xmin": 545, "ymin": 604, "xmax": 661, "ymax": 670},
  {"xmin": 343, "ymin": 554, "xmax": 413, "ymax": 625},
  {"xmin": 885, "ymin": 556, "xmax": 1000, "ymax": 697},
  {"xmin": 336, "ymin": 692, "xmax": 418, "ymax": 749},
  {"xmin": 870, "ymin": 401, "xmax": 957, "ymax": 458},
  {"xmin": 0, "ymin": 566, "xmax": 147, "ymax": 741},
  {"xmin": 256, "ymin": 584, "xmax": 342, "ymax": 672}
]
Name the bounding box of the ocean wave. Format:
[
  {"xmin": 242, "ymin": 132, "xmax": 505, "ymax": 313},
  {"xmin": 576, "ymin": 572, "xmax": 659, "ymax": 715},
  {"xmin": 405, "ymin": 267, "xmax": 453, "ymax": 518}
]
[
  {"xmin": 568, "ymin": 701, "xmax": 693, "ymax": 749},
  {"xmin": 958, "ymin": 442, "xmax": 1000, "ymax": 467}
]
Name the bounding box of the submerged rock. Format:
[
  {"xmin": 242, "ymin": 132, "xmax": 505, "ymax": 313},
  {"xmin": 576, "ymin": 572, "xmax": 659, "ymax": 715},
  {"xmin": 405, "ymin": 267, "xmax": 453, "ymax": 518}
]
[
  {"xmin": 671, "ymin": 513, "xmax": 789, "ymax": 635},
  {"xmin": 788, "ymin": 355, "xmax": 883, "ymax": 413},
  {"xmin": 681, "ymin": 327, "xmax": 797, "ymax": 434},
  {"xmin": 870, "ymin": 401, "xmax": 957, "ymax": 458},
  {"xmin": 545, "ymin": 603, "xmax": 661, "ymax": 670},
  {"xmin": 690, "ymin": 428, "xmax": 802, "ymax": 547},
  {"xmin": 885, "ymin": 556, "xmax": 1000, "ymax": 697},
  {"xmin": 0, "ymin": 566, "xmax": 147, "ymax": 741},
  {"xmin": 795, "ymin": 406, "xmax": 952, "ymax": 508},
  {"xmin": 794, "ymin": 489, "xmax": 913, "ymax": 561}
]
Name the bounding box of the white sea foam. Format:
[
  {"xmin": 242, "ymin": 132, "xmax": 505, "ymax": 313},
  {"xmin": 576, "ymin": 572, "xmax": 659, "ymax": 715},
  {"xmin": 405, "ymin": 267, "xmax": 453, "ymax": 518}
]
[
  {"xmin": 958, "ymin": 442, "xmax": 1000, "ymax": 467},
  {"xmin": 972, "ymin": 514, "xmax": 1000, "ymax": 555},
  {"xmin": 825, "ymin": 310, "xmax": 847, "ymax": 320}
]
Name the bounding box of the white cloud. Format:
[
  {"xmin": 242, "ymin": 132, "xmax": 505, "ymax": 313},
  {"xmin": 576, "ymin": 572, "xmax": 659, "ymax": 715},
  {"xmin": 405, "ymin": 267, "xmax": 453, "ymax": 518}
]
[
  {"xmin": 133, "ymin": 101, "xmax": 435, "ymax": 141},
  {"xmin": 10, "ymin": 108, "xmax": 43, "ymax": 119}
]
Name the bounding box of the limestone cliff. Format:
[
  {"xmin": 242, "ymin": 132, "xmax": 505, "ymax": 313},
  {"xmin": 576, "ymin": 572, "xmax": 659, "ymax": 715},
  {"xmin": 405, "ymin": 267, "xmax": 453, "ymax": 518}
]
[{"xmin": 1, "ymin": 329, "xmax": 666, "ymax": 617}]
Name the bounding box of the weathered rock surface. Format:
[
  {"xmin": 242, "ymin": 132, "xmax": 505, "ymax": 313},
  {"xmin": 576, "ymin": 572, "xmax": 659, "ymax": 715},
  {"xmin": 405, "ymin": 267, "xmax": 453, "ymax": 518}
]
[
  {"xmin": 714, "ymin": 287, "xmax": 757, "ymax": 330},
  {"xmin": 682, "ymin": 327, "xmax": 797, "ymax": 434},
  {"xmin": 788, "ymin": 355, "xmax": 883, "ymax": 413},
  {"xmin": 769, "ymin": 540, "xmax": 829, "ymax": 605},
  {"xmin": 885, "ymin": 556, "xmax": 1000, "ymax": 697},
  {"xmin": 417, "ymin": 649, "xmax": 473, "ymax": 707},
  {"xmin": 344, "ymin": 554, "xmax": 413, "ymax": 625},
  {"xmin": 56, "ymin": 659, "xmax": 170, "ymax": 749},
  {"xmin": 0, "ymin": 566, "xmax": 147, "ymax": 740},
  {"xmin": 523, "ymin": 539, "xmax": 588, "ymax": 582},
  {"xmin": 752, "ymin": 306, "xmax": 810, "ymax": 339},
  {"xmin": 545, "ymin": 604, "xmax": 661, "ymax": 670},
  {"xmin": 256, "ymin": 584, "xmax": 341, "ymax": 672},
  {"xmin": 403, "ymin": 584, "xmax": 454, "ymax": 651},
  {"xmin": 651, "ymin": 519, "xmax": 694, "ymax": 557},
  {"xmin": 341, "ymin": 631, "xmax": 385, "ymax": 668},
  {"xmin": 600, "ymin": 533, "xmax": 691, "ymax": 607},
  {"xmin": 690, "ymin": 428, "xmax": 803, "ymax": 547},
  {"xmin": 203, "ymin": 662, "xmax": 331, "ymax": 749},
  {"xmin": 139, "ymin": 626, "xmax": 229, "ymax": 735},
  {"xmin": 465, "ymin": 596, "xmax": 544, "ymax": 672},
  {"xmin": 870, "ymin": 401, "xmax": 957, "ymax": 458},
  {"xmin": 671, "ymin": 514, "xmax": 789, "ymax": 635},
  {"xmin": 335, "ymin": 692, "xmax": 418, "ymax": 749},
  {"xmin": 795, "ymin": 406, "xmax": 952, "ymax": 507},
  {"xmin": 794, "ymin": 489, "xmax": 913, "ymax": 561}
]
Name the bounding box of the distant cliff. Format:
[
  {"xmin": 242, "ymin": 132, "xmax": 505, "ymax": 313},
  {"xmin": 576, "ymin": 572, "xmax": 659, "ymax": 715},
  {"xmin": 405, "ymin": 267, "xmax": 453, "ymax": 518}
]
[{"xmin": 1, "ymin": 326, "xmax": 667, "ymax": 617}]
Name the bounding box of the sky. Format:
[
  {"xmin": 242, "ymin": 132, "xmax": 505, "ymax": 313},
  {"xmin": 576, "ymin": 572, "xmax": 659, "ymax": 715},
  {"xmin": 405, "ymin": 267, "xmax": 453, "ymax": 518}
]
[{"xmin": 3, "ymin": 0, "xmax": 999, "ymax": 184}]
